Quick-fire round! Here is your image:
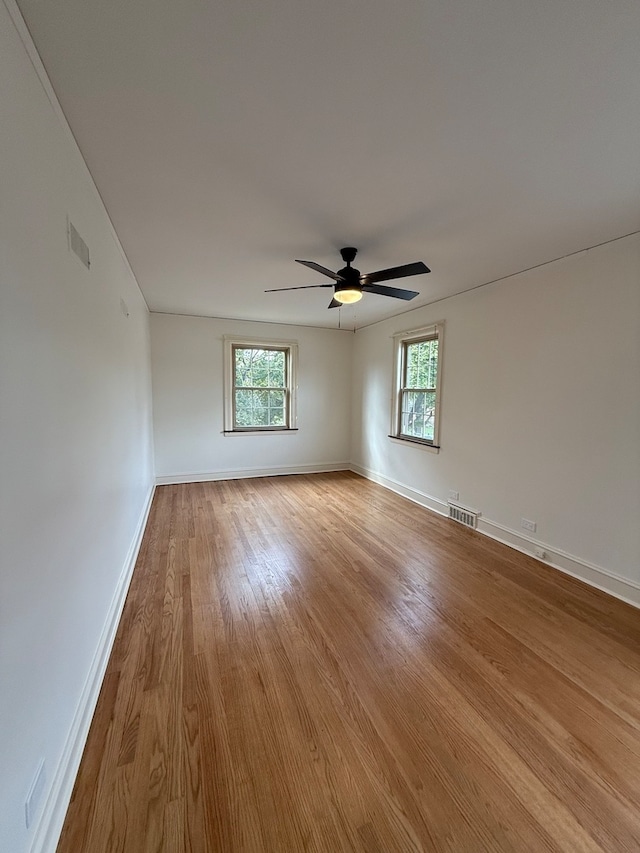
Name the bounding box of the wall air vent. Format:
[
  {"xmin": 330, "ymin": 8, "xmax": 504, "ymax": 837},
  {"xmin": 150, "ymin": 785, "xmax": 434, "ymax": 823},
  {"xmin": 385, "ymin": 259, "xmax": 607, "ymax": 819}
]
[
  {"xmin": 448, "ymin": 502, "xmax": 478, "ymax": 529},
  {"xmin": 68, "ymin": 220, "xmax": 90, "ymax": 270}
]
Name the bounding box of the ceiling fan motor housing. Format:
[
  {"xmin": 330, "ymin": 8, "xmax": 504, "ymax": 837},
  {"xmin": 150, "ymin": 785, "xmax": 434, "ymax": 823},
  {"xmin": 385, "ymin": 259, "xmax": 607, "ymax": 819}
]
[
  {"xmin": 339, "ymin": 246, "xmax": 358, "ymax": 264},
  {"xmin": 337, "ymin": 265, "xmax": 361, "ymax": 282},
  {"xmin": 336, "ymin": 264, "xmax": 362, "ymax": 295}
]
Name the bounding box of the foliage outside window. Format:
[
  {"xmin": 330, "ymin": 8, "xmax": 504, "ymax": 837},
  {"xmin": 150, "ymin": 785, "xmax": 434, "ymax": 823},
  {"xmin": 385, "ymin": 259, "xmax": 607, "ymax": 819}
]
[
  {"xmin": 392, "ymin": 324, "xmax": 443, "ymax": 448},
  {"xmin": 224, "ymin": 338, "xmax": 297, "ymax": 433}
]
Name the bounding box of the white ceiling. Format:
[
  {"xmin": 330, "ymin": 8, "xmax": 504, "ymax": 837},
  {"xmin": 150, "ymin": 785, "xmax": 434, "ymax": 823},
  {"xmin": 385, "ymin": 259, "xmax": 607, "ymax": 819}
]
[{"xmin": 15, "ymin": 0, "xmax": 640, "ymax": 329}]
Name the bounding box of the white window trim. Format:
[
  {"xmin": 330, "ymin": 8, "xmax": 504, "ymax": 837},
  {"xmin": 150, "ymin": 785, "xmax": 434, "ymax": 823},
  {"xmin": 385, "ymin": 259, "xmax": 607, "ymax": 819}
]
[
  {"xmin": 223, "ymin": 336, "xmax": 298, "ymax": 434},
  {"xmin": 390, "ymin": 322, "xmax": 444, "ymax": 451}
]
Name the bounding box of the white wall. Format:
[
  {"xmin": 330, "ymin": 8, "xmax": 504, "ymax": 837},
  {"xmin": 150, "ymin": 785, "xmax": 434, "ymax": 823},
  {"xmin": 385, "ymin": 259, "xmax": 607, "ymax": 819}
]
[
  {"xmin": 151, "ymin": 313, "xmax": 352, "ymax": 481},
  {"xmin": 351, "ymin": 234, "xmax": 640, "ymax": 603},
  {"xmin": 0, "ymin": 4, "xmax": 155, "ymax": 851}
]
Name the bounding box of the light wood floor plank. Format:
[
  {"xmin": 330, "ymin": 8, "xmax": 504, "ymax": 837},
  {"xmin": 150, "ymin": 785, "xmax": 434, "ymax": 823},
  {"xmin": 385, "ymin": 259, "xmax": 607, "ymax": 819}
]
[{"xmin": 57, "ymin": 472, "xmax": 640, "ymax": 852}]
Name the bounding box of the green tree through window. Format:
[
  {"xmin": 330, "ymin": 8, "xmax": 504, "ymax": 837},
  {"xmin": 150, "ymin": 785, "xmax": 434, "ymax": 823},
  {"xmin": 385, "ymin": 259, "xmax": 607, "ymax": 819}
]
[
  {"xmin": 393, "ymin": 325, "xmax": 442, "ymax": 447},
  {"xmin": 401, "ymin": 338, "xmax": 438, "ymax": 440},
  {"xmin": 233, "ymin": 346, "xmax": 288, "ymax": 428}
]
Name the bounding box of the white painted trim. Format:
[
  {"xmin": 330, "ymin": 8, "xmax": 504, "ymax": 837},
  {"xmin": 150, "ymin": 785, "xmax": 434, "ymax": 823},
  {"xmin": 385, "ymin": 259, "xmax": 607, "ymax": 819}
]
[
  {"xmin": 350, "ymin": 463, "xmax": 448, "ymax": 518},
  {"xmin": 29, "ymin": 484, "xmax": 156, "ymax": 853},
  {"xmin": 391, "ymin": 322, "xmax": 442, "ymax": 342},
  {"xmin": 2, "ymin": 0, "xmax": 149, "ymax": 311},
  {"xmin": 157, "ymin": 462, "xmax": 350, "ymax": 486},
  {"xmin": 223, "ymin": 336, "xmax": 299, "ymax": 432},
  {"xmin": 390, "ymin": 322, "xmax": 444, "ymax": 448},
  {"xmin": 386, "ymin": 435, "xmax": 440, "ymax": 454},
  {"xmin": 351, "ymin": 464, "xmax": 640, "ymax": 610},
  {"xmin": 478, "ymin": 517, "xmax": 640, "ymax": 609},
  {"xmin": 222, "ymin": 429, "xmax": 299, "ymax": 437}
]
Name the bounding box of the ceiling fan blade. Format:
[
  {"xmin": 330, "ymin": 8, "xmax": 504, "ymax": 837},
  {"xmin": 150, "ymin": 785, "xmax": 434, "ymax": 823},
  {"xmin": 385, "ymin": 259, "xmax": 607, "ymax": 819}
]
[
  {"xmin": 362, "ymin": 283, "xmax": 419, "ymax": 300},
  {"xmin": 363, "ymin": 261, "xmax": 430, "ymax": 284},
  {"xmin": 265, "ymin": 284, "xmax": 334, "ymax": 292},
  {"xmin": 328, "ymin": 298, "xmax": 340, "ymax": 309},
  {"xmin": 296, "ymin": 259, "xmax": 345, "ymax": 282}
]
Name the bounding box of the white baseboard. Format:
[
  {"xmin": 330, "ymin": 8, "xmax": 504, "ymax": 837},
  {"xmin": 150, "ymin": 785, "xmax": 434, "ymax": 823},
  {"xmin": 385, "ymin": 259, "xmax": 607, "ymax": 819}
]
[
  {"xmin": 478, "ymin": 517, "xmax": 640, "ymax": 609},
  {"xmin": 351, "ymin": 463, "xmax": 640, "ymax": 610},
  {"xmin": 156, "ymin": 462, "xmax": 350, "ymax": 486},
  {"xmin": 30, "ymin": 483, "xmax": 156, "ymax": 853},
  {"xmin": 350, "ymin": 462, "xmax": 449, "ymax": 518}
]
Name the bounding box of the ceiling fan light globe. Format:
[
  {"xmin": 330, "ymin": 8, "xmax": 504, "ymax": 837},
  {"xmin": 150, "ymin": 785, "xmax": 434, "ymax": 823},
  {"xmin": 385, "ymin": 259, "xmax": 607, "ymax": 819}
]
[{"xmin": 334, "ymin": 288, "xmax": 363, "ymax": 304}]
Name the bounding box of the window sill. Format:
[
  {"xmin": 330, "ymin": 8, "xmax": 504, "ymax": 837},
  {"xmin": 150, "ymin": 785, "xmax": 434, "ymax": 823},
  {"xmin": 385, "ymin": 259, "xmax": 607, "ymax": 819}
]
[
  {"xmin": 388, "ymin": 434, "xmax": 440, "ymax": 453},
  {"xmin": 223, "ymin": 428, "xmax": 298, "ymax": 436}
]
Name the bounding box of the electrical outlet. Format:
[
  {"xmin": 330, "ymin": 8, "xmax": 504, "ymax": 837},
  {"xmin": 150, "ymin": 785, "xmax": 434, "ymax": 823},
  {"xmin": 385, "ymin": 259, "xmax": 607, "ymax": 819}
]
[
  {"xmin": 25, "ymin": 759, "xmax": 46, "ymax": 829},
  {"xmin": 448, "ymin": 490, "xmax": 459, "ymax": 501},
  {"xmin": 534, "ymin": 547, "xmax": 546, "ymax": 560},
  {"xmin": 521, "ymin": 518, "xmax": 537, "ymax": 533}
]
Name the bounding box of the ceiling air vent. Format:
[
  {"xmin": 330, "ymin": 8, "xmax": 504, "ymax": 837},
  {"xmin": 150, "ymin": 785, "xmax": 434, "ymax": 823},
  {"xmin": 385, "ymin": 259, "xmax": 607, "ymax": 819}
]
[
  {"xmin": 448, "ymin": 502, "xmax": 478, "ymax": 529},
  {"xmin": 68, "ymin": 220, "xmax": 90, "ymax": 270}
]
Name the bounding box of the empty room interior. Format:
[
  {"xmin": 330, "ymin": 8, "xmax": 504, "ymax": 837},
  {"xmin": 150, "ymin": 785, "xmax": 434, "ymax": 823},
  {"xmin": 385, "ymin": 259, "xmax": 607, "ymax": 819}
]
[{"xmin": 2, "ymin": 0, "xmax": 640, "ymax": 851}]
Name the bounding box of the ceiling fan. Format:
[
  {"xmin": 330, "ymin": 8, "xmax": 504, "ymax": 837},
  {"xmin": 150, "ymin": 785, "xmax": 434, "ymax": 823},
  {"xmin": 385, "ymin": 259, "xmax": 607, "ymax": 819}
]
[{"xmin": 265, "ymin": 247, "xmax": 430, "ymax": 308}]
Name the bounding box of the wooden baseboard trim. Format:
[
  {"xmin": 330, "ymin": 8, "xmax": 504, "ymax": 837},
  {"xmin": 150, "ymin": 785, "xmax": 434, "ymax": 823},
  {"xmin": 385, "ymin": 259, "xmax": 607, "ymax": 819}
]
[
  {"xmin": 351, "ymin": 464, "xmax": 640, "ymax": 610},
  {"xmin": 29, "ymin": 483, "xmax": 156, "ymax": 853}
]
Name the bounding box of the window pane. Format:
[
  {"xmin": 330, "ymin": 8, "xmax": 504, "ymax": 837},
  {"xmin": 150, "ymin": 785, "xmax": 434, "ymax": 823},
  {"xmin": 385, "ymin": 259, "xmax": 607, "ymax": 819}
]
[
  {"xmin": 266, "ymin": 350, "xmax": 285, "ymax": 387},
  {"xmin": 234, "ymin": 347, "xmax": 285, "ymax": 388},
  {"xmin": 268, "ymin": 390, "xmax": 284, "ymax": 409},
  {"xmin": 227, "ymin": 340, "xmax": 296, "ymax": 432},
  {"xmin": 400, "ymin": 390, "xmax": 436, "ymax": 440},
  {"xmin": 234, "ymin": 349, "xmax": 254, "ymax": 388},
  {"xmin": 405, "ymin": 339, "xmax": 438, "ymax": 389},
  {"xmin": 268, "ymin": 407, "xmax": 285, "ymax": 426},
  {"xmin": 267, "ymin": 387, "xmax": 285, "ymax": 426},
  {"xmin": 234, "ymin": 388, "xmax": 286, "ymax": 428},
  {"xmin": 235, "ymin": 389, "xmax": 255, "ymax": 426}
]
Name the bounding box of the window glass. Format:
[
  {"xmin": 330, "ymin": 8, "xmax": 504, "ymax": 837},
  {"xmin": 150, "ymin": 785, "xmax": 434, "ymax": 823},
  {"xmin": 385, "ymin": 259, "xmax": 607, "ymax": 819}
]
[
  {"xmin": 225, "ymin": 339, "xmax": 297, "ymax": 433},
  {"xmin": 393, "ymin": 325, "xmax": 443, "ymax": 447}
]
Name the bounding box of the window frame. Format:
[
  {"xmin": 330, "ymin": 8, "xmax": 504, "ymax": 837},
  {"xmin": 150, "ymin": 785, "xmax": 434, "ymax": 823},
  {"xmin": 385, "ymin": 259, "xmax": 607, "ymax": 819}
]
[
  {"xmin": 223, "ymin": 336, "xmax": 298, "ymax": 434},
  {"xmin": 391, "ymin": 323, "xmax": 444, "ymax": 450}
]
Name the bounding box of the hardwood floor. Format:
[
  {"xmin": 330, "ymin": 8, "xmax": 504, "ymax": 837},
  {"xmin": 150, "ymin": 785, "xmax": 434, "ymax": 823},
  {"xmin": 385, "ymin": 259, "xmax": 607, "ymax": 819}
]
[{"xmin": 57, "ymin": 472, "xmax": 640, "ymax": 852}]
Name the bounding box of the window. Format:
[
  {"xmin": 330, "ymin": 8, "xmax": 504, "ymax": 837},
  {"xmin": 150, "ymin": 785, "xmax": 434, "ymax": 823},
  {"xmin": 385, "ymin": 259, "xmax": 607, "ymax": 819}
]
[
  {"xmin": 224, "ymin": 338, "xmax": 298, "ymax": 433},
  {"xmin": 392, "ymin": 324, "xmax": 443, "ymax": 448}
]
